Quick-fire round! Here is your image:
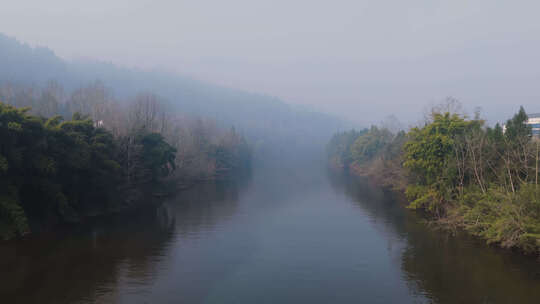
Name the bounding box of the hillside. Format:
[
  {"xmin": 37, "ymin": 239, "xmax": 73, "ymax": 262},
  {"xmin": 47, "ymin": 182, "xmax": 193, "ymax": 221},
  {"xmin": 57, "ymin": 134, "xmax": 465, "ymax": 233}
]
[{"xmin": 0, "ymin": 34, "xmax": 345, "ymax": 157}]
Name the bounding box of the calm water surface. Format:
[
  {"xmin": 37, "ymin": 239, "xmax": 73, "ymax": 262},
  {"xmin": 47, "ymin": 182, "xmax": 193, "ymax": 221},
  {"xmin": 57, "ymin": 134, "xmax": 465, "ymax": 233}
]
[{"xmin": 1, "ymin": 164, "xmax": 539, "ymax": 303}]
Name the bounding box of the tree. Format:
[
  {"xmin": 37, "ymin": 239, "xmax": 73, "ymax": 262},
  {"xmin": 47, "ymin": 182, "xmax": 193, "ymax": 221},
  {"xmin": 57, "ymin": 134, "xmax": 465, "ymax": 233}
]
[
  {"xmin": 502, "ymin": 106, "xmax": 532, "ymax": 192},
  {"xmin": 326, "ymin": 129, "xmax": 366, "ymax": 169},
  {"xmin": 403, "ymin": 112, "xmax": 477, "ymax": 215},
  {"xmin": 350, "ymin": 126, "xmax": 393, "ymax": 165},
  {"xmin": 138, "ymin": 132, "xmax": 177, "ymax": 181}
]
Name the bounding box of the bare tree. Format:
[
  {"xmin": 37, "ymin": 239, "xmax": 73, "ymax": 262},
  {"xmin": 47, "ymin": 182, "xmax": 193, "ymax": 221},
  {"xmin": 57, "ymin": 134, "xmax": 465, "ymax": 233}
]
[{"xmin": 67, "ymin": 81, "xmax": 111, "ymax": 122}]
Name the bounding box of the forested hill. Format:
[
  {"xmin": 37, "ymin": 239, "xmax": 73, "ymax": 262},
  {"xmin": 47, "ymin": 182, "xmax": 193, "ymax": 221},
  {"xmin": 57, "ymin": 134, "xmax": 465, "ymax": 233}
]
[{"xmin": 0, "ymin": 33, "xmax": 345, "ymax": 154}]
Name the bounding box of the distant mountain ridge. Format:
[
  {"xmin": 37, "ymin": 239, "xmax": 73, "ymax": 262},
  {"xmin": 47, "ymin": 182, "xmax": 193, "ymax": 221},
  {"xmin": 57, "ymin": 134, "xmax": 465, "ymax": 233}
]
[{"xmin": 0, "ymin": 33, "xmax": 346, "ymax": 159}]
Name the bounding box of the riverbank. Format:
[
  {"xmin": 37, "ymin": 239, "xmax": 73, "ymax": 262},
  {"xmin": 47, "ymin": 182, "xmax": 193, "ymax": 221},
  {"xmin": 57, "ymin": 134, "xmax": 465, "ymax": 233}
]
[
  {"xmin": 327, "ymin": 106, "xmax": 540, "ymax": 256},
  {"xmin": 332, "ymin": 160, "xmax": 540, "ymax": 258},
  {"xmin": 0, "ymin": 101, "xmax": 252, "ymax": 240}
]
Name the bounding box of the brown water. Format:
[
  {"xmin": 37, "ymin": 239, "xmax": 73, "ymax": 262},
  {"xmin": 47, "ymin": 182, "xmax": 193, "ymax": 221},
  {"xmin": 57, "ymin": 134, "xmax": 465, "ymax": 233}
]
[{"xmin": 1, "ymin": 165, "xmax": 539, "ymax": 303}]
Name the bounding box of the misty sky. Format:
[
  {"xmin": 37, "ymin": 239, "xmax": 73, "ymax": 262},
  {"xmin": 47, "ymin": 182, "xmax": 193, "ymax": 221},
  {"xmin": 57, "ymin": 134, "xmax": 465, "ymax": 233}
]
[{"xmin": 1, "ymin": 1, "xmax": 540, "ymax": 125}]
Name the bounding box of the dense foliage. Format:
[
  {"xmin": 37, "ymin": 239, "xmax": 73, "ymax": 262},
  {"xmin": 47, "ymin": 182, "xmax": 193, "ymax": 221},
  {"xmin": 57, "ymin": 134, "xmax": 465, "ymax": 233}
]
[
  {"xmin": 0, "ymin": 86, "xmax": 252, "ymax": 239},
  {"xmin": 0, "ymin": 102, "xmax": 178, "ymax": 239},
  {"xmin": 328, "ymin": 106, "xmax": 540, "ymax": 254},
  {"xmin": 0, "ymin": 81, "xmax": 253, "ymax": 179},
  {"xmin": 326, "ymin": 129, "xmax": 367, "ymax": 169},
  {"xmin": 350, "ymin": 126, "xmax": 394, "ymax": 165}
]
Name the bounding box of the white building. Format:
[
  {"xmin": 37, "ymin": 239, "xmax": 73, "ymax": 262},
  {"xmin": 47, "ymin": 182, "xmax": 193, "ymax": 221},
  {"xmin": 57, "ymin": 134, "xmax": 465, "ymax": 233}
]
[
  {"xmin": 527, "ymin": 113, "xmax": 540, "ymax": 137},
  {"xmin": 502, "ymin": 113, "xmax": 540, "ymax": 137},
  {"xmin": 94, "ymin": 120, "xmax": 104, "ymax": 128}
]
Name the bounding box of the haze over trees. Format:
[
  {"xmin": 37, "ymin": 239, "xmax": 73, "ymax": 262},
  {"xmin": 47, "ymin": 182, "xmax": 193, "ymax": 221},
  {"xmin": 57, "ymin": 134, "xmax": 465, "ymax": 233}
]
[
  {"xmin": 0, "ymin": 32, "xmax": 349, "ymax": 240},
  {"xmin": 0, "ymin": 89, "xmax": 255, "ymax": 237},
  {"xmin": 0, "ymin": 33, "xmax": 344, "ymax": 157},
  {"xmin": 0, "ymin": 35, "xmax": 282, "ymax": 239}
]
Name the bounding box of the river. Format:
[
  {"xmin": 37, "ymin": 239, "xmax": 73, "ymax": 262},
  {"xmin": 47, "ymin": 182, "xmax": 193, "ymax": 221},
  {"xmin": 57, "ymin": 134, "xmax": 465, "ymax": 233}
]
[{"xmin": 1, "ymin": 162, "xmax": 539, "ymax": 303}]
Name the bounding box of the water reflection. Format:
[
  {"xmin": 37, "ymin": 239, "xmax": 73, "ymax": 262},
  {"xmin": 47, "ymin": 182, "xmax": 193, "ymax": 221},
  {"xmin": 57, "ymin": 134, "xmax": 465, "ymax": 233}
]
[
  {"xmin": 328, "ymin": 171, "xmax": 540, "ymax": 304},
  {"xmin": 0, "ymin": 205, "xmax": 175, "ymax": 304},
  {"xmin": 2, "ymin": 168, "xmax": 540, "ymax": 304},
  {"xmin": 0, "ymin": 179, "xmax": 248, "ymax": 304},
  {"xmin": 171, "ymin": 181, "xmax": 244, "ymax": 238}
]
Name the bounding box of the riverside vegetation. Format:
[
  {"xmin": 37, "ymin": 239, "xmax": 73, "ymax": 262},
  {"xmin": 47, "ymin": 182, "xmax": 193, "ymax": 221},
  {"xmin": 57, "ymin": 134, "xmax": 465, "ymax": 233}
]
[
  {"xmin": 328, "ymin": 104, "xmax": 540, "ymax": 255},
  {"xmin": 0, "ymin": 81, "xmax": 251, "ymax": 240}
]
